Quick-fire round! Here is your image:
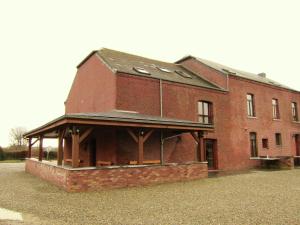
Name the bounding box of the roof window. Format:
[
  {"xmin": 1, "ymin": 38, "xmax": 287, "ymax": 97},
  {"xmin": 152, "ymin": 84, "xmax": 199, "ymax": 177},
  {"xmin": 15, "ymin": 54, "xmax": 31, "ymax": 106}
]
[
  {"xmin": 175, "ymin": 70, "xmax": 192, "ymax": 78},
  {"xmin": 157, "ymin": 67, "xmax": 172, "ymax": 73},
  {"xmin": 133, "ymin": 67, "xmax": 151, "ymax": 75}
]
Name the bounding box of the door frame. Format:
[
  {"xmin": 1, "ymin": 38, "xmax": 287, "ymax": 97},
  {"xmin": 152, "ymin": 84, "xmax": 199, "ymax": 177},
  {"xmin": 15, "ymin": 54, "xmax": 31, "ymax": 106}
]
[{"xmin": 204, "ymin": 138, "xmax": 218, "ymax": 170}]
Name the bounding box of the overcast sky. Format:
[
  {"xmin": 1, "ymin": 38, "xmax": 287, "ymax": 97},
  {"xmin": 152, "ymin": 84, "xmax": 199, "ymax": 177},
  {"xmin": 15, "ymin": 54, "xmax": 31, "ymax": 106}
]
[{"xmin": 0, "ymin": 0, "xmax": 299, "ymax": 147}]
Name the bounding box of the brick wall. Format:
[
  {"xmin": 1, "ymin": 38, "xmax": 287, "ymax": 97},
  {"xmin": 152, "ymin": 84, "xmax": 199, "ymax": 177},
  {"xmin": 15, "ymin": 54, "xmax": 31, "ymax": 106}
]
[
  {"xmin": 25, "ymin": 159, "xmax": 208, "ymax": 192},
  {"xmin": 25, "ymin": 159, "xmax": 68, "ymax": 189}
]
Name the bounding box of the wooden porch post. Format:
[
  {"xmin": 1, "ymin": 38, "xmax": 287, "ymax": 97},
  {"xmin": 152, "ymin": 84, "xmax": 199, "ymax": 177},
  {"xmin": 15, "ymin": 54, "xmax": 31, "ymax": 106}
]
[
  {"xmin": 138, "ymin": 131, "xmax": 144, "ymax": 165},
  {"xmin": 71, "ymin": 132, "xmax": 80, "ymax": 168},
  {"xmin": 28, "ymin": 138, "xmax": 32, "ymax": 158},
  {"xmin": 57, "ymin": 130, "xmax": 65, "ymax": 166},
  {"xmin": 191, "ymin": 131, "xmax": 205, "ymax": 162},
  {"xmin": 38, "ymin": 135, "xmax": 43, "ymax": 161},
  {"xmin": 198, "ymin": 131, "xmax": 205, "ymax": 162}
]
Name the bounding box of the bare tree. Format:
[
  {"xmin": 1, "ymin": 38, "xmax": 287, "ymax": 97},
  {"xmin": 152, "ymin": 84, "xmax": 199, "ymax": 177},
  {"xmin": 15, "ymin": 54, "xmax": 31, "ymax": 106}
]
[{"xmin": 9, "ymin": 127, "xmax": 28, "ymax": 150}]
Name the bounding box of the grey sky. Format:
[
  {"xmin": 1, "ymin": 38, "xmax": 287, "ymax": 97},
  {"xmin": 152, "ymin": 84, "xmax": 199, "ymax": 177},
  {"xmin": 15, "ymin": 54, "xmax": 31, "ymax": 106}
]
[{"xmin": 0, "ymin": 0, "xmax": 299, "ymax": 147}]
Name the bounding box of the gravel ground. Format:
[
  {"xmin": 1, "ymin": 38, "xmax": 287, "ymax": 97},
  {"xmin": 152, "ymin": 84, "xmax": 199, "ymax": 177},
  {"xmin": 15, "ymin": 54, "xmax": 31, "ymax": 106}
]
[{"xmin": 1, "ymin": 163, "xmax": 300, "ymax": 225}]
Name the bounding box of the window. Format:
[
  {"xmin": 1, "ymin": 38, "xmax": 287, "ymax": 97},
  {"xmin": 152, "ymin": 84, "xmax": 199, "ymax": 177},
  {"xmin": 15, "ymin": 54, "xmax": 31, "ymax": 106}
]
[
  {"xmin": 157, "ymin": 67, "xmax": 172, "ymax": 73},
  {"xmin": 262, "ymin": 138, "xmax": 269, "ymax": 149},
  {"xmin": 175, "ymin": 70, "xmax": 192, "ymax": 78},
  {"xmin": 198, "ymin": 101, "xmax": 213, "ymax": 124},
  {"xmin": 272, "ymin": 99, "xmax": 280, "ymax": 119},
  {"xmin": 133, "ymin": 67, "xmax": 151, "ymax": 75},
  {"xmin": 250, "ymin": 132, "xmax": 258, "ymax": 157},
  {"xmin": 247, "ymin": 94, "xmax": 255, "ymax": 117},
  {"xmin": 275, "ymin": 133, "xmax": 282, "ymax": 146},
  {"xmin": 292, "ymin": 102, "xmax": 298, "ymax": 121}
]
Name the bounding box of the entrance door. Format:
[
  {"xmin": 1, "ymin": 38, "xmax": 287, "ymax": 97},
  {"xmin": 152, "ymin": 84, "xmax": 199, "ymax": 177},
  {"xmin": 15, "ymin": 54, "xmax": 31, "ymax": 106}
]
[
  {"xmin": 296, "ymin": 134, "xmax": 300, "ymax": 156},
  {"xmin": 89, "ymin": 139, "xmax": 97, "ymax": 166},
  {"xmin": 204, "ymin": 139, "xmax": 217, "ymax": 170}
]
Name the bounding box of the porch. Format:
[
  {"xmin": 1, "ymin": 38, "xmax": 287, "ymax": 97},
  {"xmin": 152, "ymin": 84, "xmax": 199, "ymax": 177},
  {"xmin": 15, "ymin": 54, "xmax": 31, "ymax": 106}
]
[{"xmin": 24, "ymin": 111, "xmax": 213, "ymax": 191}]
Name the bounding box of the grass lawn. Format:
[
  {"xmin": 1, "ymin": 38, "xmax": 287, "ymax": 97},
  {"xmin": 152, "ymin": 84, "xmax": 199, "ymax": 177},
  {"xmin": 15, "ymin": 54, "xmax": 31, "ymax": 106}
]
[{"xmin": 1, "ymin": 163, "xmax": 300, "ymax": 225}]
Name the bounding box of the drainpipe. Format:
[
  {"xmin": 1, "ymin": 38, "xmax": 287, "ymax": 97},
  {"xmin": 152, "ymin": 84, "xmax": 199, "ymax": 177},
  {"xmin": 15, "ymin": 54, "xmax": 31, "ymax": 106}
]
[
  {"xmin": 226, "ymin": 73, "xmax": 230, "ymax": 91},
  {"xmin": 160, "ymin": 79, "xmax": 164, "ymax": 164}
]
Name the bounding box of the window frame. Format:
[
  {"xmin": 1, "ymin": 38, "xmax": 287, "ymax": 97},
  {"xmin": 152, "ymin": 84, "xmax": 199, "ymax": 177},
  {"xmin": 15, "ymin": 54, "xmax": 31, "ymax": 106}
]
[
  {"xmin": 275, "ymin": 133, "xmax": 282, "ymax": 146},
  {"xmin": 247, "ymin": 93, "xmax": 255, "ymax": 117},
  {"xmin": 250, "ymin": 132, "xmax": 258, "ymax": 157},
  {"xmin": 292, "ymin": 102, "xmax": 298, "ymax": 121},
  {"xmin": 197, "ymin": 101, "xmax": 213, "ymax": 124},
  {"xmin": 272, "ymin": 98, "xmax": 280, "ymax": 119},
  {"xmin": 262, "ymin": 138, "xmax": 269, "ymax": 149}
]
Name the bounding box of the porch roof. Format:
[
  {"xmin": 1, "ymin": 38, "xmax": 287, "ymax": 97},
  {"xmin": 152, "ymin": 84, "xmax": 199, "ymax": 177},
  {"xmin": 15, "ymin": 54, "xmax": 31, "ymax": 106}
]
[{"xmin": 24, "ymin": 111, "xmax": 214, "ymax": 138}]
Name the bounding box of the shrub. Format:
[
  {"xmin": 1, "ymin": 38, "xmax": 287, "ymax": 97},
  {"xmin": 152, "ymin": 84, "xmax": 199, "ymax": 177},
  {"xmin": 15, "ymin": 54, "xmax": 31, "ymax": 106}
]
[{"xmin": 0, "ymin": 147, "xmax": 5, "ymax": 160}]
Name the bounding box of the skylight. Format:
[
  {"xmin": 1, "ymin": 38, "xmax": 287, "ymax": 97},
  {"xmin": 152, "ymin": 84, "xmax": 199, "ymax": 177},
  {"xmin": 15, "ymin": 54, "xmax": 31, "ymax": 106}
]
[
  {"xmin": 175, "ymin": 70, "xmax": 192, "ymax": 78},
  {"xmin": 133, "ymin": 67, "xmax": 151, "ymax": 75},
  {"xmin": 157, "ymin": 67, "xmax": 172, "ymax": 73}
]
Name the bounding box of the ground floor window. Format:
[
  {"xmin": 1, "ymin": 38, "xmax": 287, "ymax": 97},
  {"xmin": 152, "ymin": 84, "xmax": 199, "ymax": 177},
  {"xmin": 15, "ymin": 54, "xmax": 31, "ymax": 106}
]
[
  {"xmin": 275, "ymin": 133, "xmax": 282, "ymax": 146},
  {"xmin": 262, "ymin": 138, "xmax": 269, "ymax": 149},
  {"xmin": 250, "ymin": 132, "xmax": 258, "ymax": 157}
]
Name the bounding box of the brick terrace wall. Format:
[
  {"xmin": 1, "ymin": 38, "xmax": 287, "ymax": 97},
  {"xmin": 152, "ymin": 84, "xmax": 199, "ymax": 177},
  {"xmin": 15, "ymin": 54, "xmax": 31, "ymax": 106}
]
[
  {"xmin": 25, "ymin": 159, "xmax": 68, "ymax": 189},
  {"xmin": 25, "ymin": 159, "xmax": 208, "ymax": 192}
]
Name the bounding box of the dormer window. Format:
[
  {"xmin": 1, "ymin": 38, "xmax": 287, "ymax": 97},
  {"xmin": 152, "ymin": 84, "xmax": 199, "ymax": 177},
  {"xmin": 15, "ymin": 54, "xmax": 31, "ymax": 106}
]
[
  {"xmin": 133, "ymin": 67, "xmax": 151, "ymax": 75},
  {"xmin": 157, "ymin": 67, "xmax": 172, "ymax": 73},
  {"xmin": 175, "ymin": 70, "xmax": 192, "ymax": 79}
]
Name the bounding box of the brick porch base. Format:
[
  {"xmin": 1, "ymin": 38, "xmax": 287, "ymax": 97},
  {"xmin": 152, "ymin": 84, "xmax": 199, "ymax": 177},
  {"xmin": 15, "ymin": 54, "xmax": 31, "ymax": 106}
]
[{"xmin": 25, "ymin": 159, "xmax": 208, "ymax": 192}]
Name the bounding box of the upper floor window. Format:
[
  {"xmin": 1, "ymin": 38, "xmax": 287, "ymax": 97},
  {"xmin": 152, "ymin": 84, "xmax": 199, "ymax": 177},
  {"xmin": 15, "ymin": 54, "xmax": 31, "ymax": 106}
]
[
  {"xmin": 247, "ymin": 94, "xmax": 255, "ymax": 117},
  {"xmin": 292, "ymin": 102, "xmax": 298, "ymax": 121},
  {"xmin": 272, "ymin": 99, "xmax": 280, "ymax": 119},
  {"xmin": 198, "ymin": 101, "xmax": 213, "ymax": 124},
  {"xmin": 250, "ymin": 132, "xmax": 258, "ymax": 157}
]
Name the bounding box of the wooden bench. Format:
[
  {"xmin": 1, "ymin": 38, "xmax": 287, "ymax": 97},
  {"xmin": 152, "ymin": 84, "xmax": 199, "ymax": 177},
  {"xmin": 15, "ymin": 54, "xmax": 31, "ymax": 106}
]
[
  {"xmin": 96, "ymin": 161, "xmax": 112, "ymax": 166},
  {"xmin": 64, "ymin": 159, "xmax": 83, "ymax": 163},
  {"xmin": 129, "ymin": 160, "xmax": 161, "ymax": 165}
]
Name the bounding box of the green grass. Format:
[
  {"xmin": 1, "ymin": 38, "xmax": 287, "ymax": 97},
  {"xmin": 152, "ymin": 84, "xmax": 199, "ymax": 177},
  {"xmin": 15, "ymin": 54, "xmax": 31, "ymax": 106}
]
[{"xmin": 0, "ymin": 159, "xmax": 24, "ymax": 163}]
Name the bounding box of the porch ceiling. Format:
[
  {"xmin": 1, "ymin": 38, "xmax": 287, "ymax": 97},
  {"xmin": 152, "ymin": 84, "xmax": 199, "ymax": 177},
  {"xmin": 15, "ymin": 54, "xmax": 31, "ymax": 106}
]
[{"xmin": 24, "ymin": 111, "xmax": 214, "ymax": 138}]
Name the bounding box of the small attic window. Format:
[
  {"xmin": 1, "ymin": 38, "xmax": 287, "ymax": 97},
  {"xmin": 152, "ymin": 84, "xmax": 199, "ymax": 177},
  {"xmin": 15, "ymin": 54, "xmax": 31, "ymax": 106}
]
[
  {"xmin": 175, "ymin": 70, "xmax": 192, "ymax": 78},
  {"xmin": 157, "ymin": 67, "xmax": 172, "ymax": 73},
  {"xmin": 133, "ymin": 67, "xmax": 151, "ymax": 75}
]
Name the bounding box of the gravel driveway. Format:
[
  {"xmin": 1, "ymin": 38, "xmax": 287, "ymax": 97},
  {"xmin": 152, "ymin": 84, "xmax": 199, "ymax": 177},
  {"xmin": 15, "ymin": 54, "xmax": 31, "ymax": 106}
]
[{"xmin": 1, "ymin": 163, "xmax": 300, "ymax": 225}]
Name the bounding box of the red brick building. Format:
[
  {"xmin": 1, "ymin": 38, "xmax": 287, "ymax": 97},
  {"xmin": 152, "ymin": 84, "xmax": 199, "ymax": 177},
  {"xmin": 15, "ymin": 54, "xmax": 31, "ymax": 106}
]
[{"xmin": 24, "ymin": 48, "xmax": 300, "ymax": 191}]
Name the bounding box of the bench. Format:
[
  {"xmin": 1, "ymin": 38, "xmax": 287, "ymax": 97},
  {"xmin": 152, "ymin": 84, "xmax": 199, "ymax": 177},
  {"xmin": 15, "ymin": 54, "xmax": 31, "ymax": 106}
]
[
  {"xmin": 64, "ymin": 159, "xmax": 83, "ymax": 163},
  {"xmin": 96, "ymin": 161, "xmax": 112, "ymax": 166},
  {"xmin": 129, "ymin": 160, "xmax": 161, "ymax": 165}
]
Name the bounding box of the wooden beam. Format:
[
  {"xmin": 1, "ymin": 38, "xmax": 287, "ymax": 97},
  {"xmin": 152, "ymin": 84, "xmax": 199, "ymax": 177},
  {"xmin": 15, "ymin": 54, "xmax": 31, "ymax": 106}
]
[
  {"xmin": 30, "ymin": 138, "xmax": 39, "ymax": 147},
  {"xmin": 71, "ymin": 133, "xmax": 80, "ymax": 168},
  {"xmin": 143, "ymin": 129, "xmax": 154, "ymax": 143},
  {"xmin": 198, "ymin": 131, "xmax": 205, "ymax": 162},
  {"xmin": 38, "ymin": 135, "xmax": 43, "ymax": 161},
  {"xmin": 126, "ymin": 128, "xmax": 138, "ymax": 143},
  {"xmin": 57, "ymin": 129, "xmax": 65, "ymax": 166},
  {"xmin": 190, "ymin": 132, "xmax": 199, "ymax": 143},
  {"xmin": 79, "ymin": 128, "xmax": 93, "ymax": 144},
  {"xmin": 138, "ymin": 132, "xmax": 144, "ymax": 165},
  {"xmin": 28, "ymin": 138, "xmax": 32, "ymax": 158}
]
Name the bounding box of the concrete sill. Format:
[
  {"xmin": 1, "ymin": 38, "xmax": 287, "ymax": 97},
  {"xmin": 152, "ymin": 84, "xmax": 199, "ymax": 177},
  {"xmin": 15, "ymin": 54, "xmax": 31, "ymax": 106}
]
[
  {"xmin": 247, "ymin": 116, "xmax": 257, "ymax": 119},
  {"xmin": 250, "ymin": 157, "xmax": 261, "ymax": 160},
  {"xmin": 272, "ymin": 119, "xmax": 281, "ymax": 121}
]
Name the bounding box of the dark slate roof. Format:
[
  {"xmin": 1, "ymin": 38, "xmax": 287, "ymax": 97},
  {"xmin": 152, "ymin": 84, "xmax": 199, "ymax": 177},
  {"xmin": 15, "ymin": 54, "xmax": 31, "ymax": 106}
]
[
  {"xmin": 177, "ymin": 56, "xmax": 296, "ymax": 91},
  {"xmin": 24, "ymin": 111, "xmax": 213, "ymax": 137},
  {"xmin": 95, "ymin": 48, "xmax": 224, "ymax": 91}
]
